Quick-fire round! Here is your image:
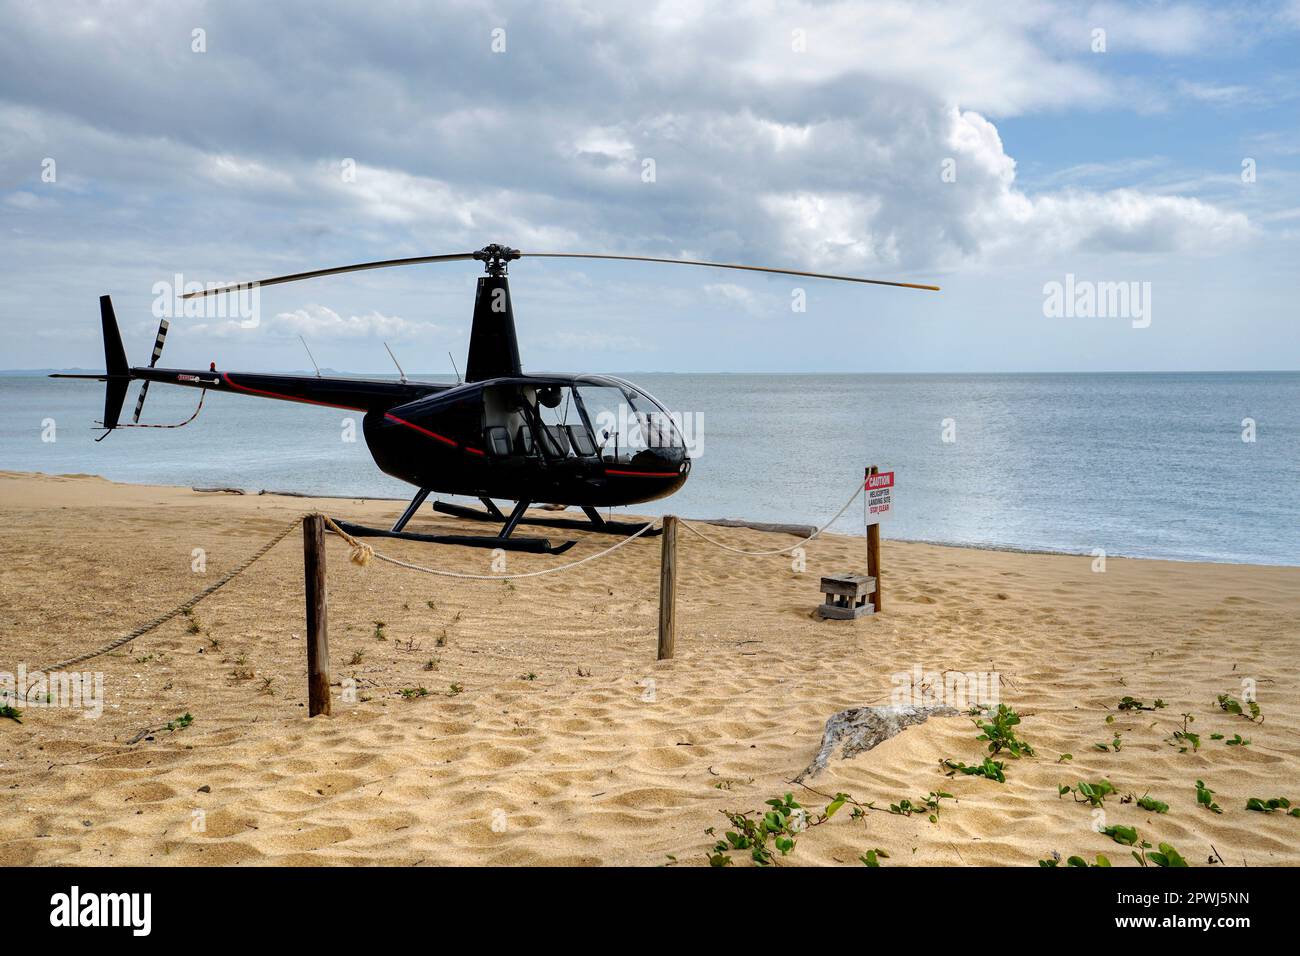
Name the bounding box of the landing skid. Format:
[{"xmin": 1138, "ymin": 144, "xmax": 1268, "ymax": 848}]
[
  {"xmin": 331, "ymin": 519, "xmax": 576, "ymax": 555},
  {"xmin": 432, "ymin": 500, "xmax": 662, "ymax": 537}
]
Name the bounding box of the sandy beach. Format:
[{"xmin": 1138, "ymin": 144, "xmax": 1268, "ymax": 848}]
[{"xmin": 1, "ymin": 469, "xmax": 1297, "ymax": 867}]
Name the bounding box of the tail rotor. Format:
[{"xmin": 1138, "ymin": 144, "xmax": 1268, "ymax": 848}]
[{"xmin": 131, "ymin": 317, "xmax": 170, "ymax": 423}]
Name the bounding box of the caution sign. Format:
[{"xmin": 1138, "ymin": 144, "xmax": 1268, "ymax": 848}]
[{"xmin": 865, "ymin": 469, "xmax": 895, "ymax": 524}]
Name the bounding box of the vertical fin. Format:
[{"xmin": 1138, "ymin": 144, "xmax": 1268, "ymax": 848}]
[{"xmin": 100, "ymin": 296, "xmax": 129, "ymax": 431}]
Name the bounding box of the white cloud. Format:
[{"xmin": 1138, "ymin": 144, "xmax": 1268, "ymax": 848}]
[
  {"xmin": 191, "ymin": 305, "xmax": 454, "ymax": 342},
  {"xmin": 703, "ymin": 282, "xmax": 768, "ymax": 315},
  {"xmin": 270, "ymin": 305, "xmax": 449, "ymax": 341},
  {"xmin": 0, "ymin": 0, "xmax": 1277, "ymax": 368},
  {"xmin": 1179, "ymin": 81, "xmax": 1255, "ymax": 106},
  {"xmin": 544, "ymin": 330, "xmax": 649, "ymax": 351},
  {"xmin": 4, "ymin": 191, "xmax": 43, "ymax": 209},
  {"xmin": 1046, "ymin": 2, "xmax": 1221, "ymax": 56}
]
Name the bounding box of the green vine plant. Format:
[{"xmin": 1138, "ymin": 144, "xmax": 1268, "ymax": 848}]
[
  {"xmin": 940, "ymin": 703, "xmax": 1031, "ymax": 785},
  {"xmin": 707, "ymin": 786, "xmax": 931, "ymax": 867},
  {"xmin": 1094, "ymin": 731, "xmax": 1123, "ymax": 752},
  {"xmin": 1117, "ymin": 696, "xmax": 1166, "ymax": 712},
  {"xmin": 1133, "ymin": 841, "xmax": 1189, "ymax": 868},
  {"xmin": 1135, "ymin": 794, "xmax": 1170, "ymax": 813},
  {"xmin": 1245, "ymin": 797, "xmax": 1300, "ymax": 816},
  {"xmin": 1059, "ymin": 779, "xmax": 1116, "ymax": 807},
  {"xmin": 1196, "ymin": 780, "xmax": 1223, "ymax": 815},
  {"xmin": 1216, "ymin": 693, "xmax": 1262, "ymax": 723},
  {"xmin": 1168, "ymin": 713, "xmax": 1201, "ymax": 753},
  {"xmin": 973, "ymin": 704, "xmax": 1035, "ymax": 757},
  {"xmin": 889, "ymin": 791, "xmax": 954, "ymax": 825},
  {"xmin": 1040, "ymin": 852, "xmax": 1111, "ymax": 867},
  {"xmin": 707, "ymin": 792, "xmax": 837, "ymax": 867},
  {"xmin": 1088, "ymin": 826, "xmax": 1189, "ymax": 866},
  {"xmin": 1101, "ymin": 824, "xmax": 1140, "ymax": 847},
  {"xmin": 943, "ymin": 756, "xmax": 1006, "ymax": 783}
]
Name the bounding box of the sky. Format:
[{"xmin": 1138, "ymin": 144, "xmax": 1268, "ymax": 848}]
[{"xmin": 1, "ymin": 0, "xmax": 1298, "ymax": 374}]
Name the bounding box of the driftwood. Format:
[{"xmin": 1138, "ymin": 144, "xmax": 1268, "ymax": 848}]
[
  {"xmin": 796, "ymin": 703, "xmax": 959, "ymax": 782},
  {"xmin": 257, "ymin": 489, "xmax": 403, "ymax": 501},
  {"xmin": 698, "ymin": 518, "xmax": 817, "ymax": 538},
  {"xmin": 192, "ymin": 486, "xmax": 245, "ymax": 495}
]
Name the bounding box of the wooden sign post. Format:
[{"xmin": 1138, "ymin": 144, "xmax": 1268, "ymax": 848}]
[
  {"xmin": 657, "ymin": 515, "xmax": 678, "ymax": 660},
  {"xmin": 865, "ymin": 466, "xmax": 883, "ymax": 613},
  {"xmin": 303, "ymin": 514, "xmax": 332, "ymax": 716}
]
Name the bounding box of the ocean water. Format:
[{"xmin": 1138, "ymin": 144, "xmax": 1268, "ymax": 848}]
[{"xmin": 2, "ymin": 371, "xmax": 1296, "ymax": 566}]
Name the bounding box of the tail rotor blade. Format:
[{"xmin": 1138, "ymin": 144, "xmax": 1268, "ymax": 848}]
[
  {"xmin": 131, "ymin": 381, "xmax": 151, "ymax": 424},
  {"xmin": 132, "ymin": 317, "xmax": 169, "ymax": 423}
]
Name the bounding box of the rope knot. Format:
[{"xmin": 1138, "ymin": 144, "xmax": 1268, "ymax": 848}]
[{"xmin": 320, "ymin": 513, "xmax": 374, "ymax": 567}]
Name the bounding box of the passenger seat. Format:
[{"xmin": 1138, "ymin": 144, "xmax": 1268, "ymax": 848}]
[
  {"xmin": 540, "ymin": 424, "xmax": 571, "ymax": 458},
  {"xmin": 486, "ymin": 426, "xmax": 512, "ymax": 456},
  {"xmin": 567, "ymin": 425, "xmax": 596, "ymax": 457}
]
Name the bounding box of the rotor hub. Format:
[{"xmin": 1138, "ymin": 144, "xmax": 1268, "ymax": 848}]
[{"xmin": 473, "ymin": 243, "xmax": 521, "ymax": 276}]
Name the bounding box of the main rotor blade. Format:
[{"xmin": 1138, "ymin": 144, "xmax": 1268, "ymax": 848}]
[
  {"xmin": 181, "ymin": 252, "xmax": 478, "ymax": 299},
  {"xmin": 522, "ymin": 252, "xmax": 940, "ymax": 291}
]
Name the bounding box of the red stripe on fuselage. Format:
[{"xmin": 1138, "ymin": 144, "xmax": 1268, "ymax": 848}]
[
  {"xmin": 221, "ymin": 372, "xmax": 368, "ymax": 412},
  {"xmin": 383, "ymin": 412, "xmax": 458, "ymax": 448},
  {"xmin": 605, "ymin": 468, "xmax": 680, "ymax": 478}
]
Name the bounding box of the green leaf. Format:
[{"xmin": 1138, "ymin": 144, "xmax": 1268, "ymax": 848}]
[
  {"xmin": 1151, "ymin": 843, "xmax": 1188, "ymax": 867},
  {"xmin": 1102, "ymin": 824, "xmax": 1139, "ymax": 846}
]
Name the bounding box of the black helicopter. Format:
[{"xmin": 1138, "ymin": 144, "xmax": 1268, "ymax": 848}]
[{"xmin": 54, "ymin": 244, "xmax": 938, "ymax": 554}]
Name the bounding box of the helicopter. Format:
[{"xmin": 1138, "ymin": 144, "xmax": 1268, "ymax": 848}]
[{"xmin": 53, "ymin": 244, "xmax": 938, "ymax": 554}]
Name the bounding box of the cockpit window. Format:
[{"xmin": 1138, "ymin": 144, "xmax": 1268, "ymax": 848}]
[
  {"xmin": 573, "ymin": 381, "xmax": 684, "ymax": 463},
  {"xmin": 480, "ymin": 379, "xmax": 684, "ymax": 463}
]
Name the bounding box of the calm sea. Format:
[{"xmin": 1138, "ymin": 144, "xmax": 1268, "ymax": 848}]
[{"xmin": 3, "ymin": 371, "xmax": 1296, "ymax": 566}]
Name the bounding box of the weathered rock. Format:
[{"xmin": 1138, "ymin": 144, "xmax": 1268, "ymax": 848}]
[{"xmin": 796, "ymin": 703, "xmax": 959, "ymax": 782}]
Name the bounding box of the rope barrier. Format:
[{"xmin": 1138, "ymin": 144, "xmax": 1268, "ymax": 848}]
[
  {"xmin": 32, "ymin": 514, "xmax": 304, "ymax": 674},
  {"xmin": 31, "ymin": 478, "xmax": 859, "ymax": 678},
  {"xmin": 677, "ymin": 480, "xmax": 864, "ymax": 556},
  {"xmin": 320, "ymin": 513, "xmax": 660, "ymax": 579}
]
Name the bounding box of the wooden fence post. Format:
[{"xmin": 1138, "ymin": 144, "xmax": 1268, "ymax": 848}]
[
  {"xmin": 657, "ymin": 515, "xmax": 678, "ymax": 660},
  {"xmin": 303, "ymin": 514, "xmax": 331, "ymax": 716},
  {"xmin": 866, "ymin": 466, "xmax": 882, "ymax": 613}
]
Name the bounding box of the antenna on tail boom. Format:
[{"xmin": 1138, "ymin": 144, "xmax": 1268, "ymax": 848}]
[
  {"xmin": 299, "ymin": 335, "xmax": 322, "ymax": 377},
  {"xmin": 384, "ymin": 342, "xmax": 407, "ymax": 384}
]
